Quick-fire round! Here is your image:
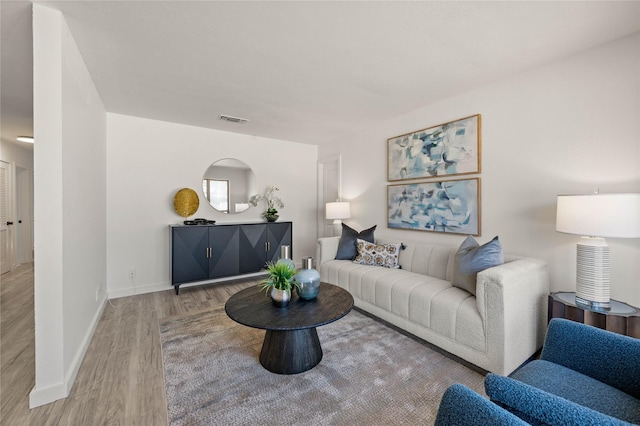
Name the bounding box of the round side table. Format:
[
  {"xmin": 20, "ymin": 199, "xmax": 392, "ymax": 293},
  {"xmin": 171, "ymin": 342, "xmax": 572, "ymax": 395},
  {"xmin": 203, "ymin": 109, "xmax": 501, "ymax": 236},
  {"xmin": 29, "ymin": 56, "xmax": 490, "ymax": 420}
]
[{"xmin": 548, "ymin": 292, "xmax": 640, "ymax": 338}]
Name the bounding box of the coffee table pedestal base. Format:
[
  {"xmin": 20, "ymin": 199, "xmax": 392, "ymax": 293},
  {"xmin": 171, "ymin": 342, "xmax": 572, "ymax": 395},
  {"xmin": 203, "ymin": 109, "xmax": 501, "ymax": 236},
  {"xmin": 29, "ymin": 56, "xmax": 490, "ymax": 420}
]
[{"xmin": 260, "ymin": 328, "xmax": 322, "ymax": 374}]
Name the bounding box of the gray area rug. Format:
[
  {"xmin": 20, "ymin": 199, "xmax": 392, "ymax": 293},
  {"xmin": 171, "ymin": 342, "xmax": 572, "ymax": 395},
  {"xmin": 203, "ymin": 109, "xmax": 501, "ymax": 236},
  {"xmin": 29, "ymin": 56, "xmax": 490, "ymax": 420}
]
[{"xmin": 159, "ymin": 305, "xmax": 486, "ymax": 425}]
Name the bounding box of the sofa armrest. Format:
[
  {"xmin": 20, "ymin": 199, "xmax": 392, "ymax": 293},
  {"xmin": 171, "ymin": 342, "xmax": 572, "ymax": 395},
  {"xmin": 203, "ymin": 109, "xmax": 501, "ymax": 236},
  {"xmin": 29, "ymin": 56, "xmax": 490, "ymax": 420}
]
[
  {"xmin": 541, "ymin": 318, "xmax": 640, "ymax": 398},
  {"xmin": 485, "ymin": 373, "xmax": 633, "ymax": 426},
  {"xmin": 435, "ymin": 383, "xmax": 528, "ymax": 426},
  {"xmin": 475, "ymin": 257, "xmax": 549, "ymax": 374},
  {"xmin": 476, "ymin": 257, "xmax": 549, "ymax": 322},
  {"xmin": 316, "ymin": 237, "xmax": 340, "ymax": 267}
]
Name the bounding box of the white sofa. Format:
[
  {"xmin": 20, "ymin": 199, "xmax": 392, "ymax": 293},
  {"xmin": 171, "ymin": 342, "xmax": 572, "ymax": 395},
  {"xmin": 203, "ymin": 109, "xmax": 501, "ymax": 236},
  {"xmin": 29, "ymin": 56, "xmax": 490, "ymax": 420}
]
[{"xmin": 317, "ymin": 236, "xmax": 550, "ymax": 375}]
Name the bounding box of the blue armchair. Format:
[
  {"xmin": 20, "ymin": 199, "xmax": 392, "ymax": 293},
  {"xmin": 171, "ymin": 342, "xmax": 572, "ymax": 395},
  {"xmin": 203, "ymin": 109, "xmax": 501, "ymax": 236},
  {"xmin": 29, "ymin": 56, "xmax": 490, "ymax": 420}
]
[
  {"xmin": 434, "ymin": 383, "xmax": 528, "ymax": 426},
  {"xmin": 485, "ymin": 318, "xmax": 640, "ymax": 425}
]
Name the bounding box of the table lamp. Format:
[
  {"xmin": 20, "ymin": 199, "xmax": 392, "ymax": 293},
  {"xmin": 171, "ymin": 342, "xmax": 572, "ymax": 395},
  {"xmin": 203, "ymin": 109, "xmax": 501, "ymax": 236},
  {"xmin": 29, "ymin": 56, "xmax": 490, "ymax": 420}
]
[
  {"xmin": 556, "ymin": 192, "xmax": 640, "ymax": 308},
  {"xmin": 326, "ymin": 201, "xmax": 351, "ymax": 225}
]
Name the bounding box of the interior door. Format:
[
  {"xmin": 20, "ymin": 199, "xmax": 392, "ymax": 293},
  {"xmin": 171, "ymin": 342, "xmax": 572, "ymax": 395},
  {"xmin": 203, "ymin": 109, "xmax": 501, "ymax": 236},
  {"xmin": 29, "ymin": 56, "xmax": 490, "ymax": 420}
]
[
  {"xmin": 0, "ymin": 161, "xmax": 11, "ymax": 274},
  {"xmin": 15, "ymin": 165, "xmax": 33, "ymax": 264}
]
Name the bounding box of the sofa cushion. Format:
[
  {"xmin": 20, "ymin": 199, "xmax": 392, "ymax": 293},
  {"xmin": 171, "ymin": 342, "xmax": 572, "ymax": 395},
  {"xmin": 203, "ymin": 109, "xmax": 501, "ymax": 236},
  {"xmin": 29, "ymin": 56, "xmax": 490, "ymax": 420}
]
[
  {"xmin": 510, "ymin": 360, "xmax": 640, "ymax": 424},
  {"xmin": 335, "ymin": 224, "xmax": 376, "ymax": 260},
  {"xmin": 453, "ymin": 236, "xmax": 503, "ymax": 295},
  {"xmin": 321, "ymin": 258, "xmax": 487, "ymax": 352},
  {"xmin": 353, "ymin": 239, "xmax": 401, "ymax": 268},
  {"xmin": 376, "ymin": 237, "xmax": 455, "ymax": 280}
]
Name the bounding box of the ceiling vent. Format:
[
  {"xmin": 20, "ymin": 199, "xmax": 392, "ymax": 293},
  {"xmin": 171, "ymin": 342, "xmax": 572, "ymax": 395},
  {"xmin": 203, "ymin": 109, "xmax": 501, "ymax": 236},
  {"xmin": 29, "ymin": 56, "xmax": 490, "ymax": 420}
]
[{"xmin": 218, "ymin": 114, "xmax": 250, "ymax": 124}]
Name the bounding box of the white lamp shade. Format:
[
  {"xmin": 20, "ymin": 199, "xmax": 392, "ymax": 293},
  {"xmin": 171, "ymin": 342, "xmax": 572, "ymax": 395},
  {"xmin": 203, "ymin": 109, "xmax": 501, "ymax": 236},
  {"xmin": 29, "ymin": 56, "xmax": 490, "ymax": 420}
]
[
  {"xmin": 326, "ymin": 202, "xmax": 351, "ymax": 220},
  {"xmin": 556, "ymin": 193, "xmax": 640, "ymax": 238}
]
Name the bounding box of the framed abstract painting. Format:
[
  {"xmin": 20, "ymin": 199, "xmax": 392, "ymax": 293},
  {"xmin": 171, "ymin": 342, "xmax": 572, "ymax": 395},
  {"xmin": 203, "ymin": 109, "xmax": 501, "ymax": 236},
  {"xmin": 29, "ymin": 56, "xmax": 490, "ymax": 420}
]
[
  {"xmin": 387, "ymin": 178, "xmax": 480, "ymax": 235},
  {"xmin": 387, "ymin": 114, "xmax": 481, "ymax": 181}
]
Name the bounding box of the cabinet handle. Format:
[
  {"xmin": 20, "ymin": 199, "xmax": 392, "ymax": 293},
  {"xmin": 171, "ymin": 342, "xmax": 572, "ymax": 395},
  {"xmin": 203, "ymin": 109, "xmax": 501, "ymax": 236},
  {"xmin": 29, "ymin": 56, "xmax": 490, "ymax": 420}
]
[{"xmin": 265, "ymin": 241, "xmax": 271, "ymax": 252}]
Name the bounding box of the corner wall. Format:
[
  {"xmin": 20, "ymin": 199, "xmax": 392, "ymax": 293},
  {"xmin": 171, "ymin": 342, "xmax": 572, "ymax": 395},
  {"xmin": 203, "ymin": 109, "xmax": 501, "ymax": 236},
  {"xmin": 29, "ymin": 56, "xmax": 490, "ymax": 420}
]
[
  {"xmin": 31, "ymin": 4, "xmax": 107, "ymax": 407},
  {"xmin": 319, "ymin": 33, "xmax": 640, "ymax": 306},
  {"xmin": 106, "ymin": 113, "xmax": 318, "ymax": 297}
]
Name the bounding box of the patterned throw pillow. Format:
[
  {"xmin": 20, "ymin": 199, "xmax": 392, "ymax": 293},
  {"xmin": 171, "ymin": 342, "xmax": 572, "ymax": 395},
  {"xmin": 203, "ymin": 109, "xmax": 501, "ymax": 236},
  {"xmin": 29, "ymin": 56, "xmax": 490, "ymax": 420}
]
[{"xmin": 353, "ymin": 239, "xmax": 401, "ymax": 269}]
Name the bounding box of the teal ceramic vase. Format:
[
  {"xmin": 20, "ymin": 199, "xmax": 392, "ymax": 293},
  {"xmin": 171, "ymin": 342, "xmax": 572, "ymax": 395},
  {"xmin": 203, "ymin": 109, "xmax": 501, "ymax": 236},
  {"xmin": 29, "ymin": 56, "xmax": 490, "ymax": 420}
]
[{"xmin": 295, "ymin": 257, "xmax": 320, "ymax": 300}]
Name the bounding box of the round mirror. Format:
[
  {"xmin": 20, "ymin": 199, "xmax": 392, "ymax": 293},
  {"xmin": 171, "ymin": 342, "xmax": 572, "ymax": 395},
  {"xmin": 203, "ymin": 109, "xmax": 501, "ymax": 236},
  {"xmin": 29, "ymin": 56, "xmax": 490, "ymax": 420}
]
[{"xmin": 202, "ymin": 158, "xmax": 258, "ymax": 214}]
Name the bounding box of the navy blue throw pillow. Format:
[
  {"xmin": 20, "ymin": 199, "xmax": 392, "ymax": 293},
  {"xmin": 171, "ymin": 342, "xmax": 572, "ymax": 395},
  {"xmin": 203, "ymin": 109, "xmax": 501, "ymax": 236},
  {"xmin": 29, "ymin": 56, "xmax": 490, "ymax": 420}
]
[{"xmin": 335, "ymin": 224, "xmax": 376, "ymax": 260}]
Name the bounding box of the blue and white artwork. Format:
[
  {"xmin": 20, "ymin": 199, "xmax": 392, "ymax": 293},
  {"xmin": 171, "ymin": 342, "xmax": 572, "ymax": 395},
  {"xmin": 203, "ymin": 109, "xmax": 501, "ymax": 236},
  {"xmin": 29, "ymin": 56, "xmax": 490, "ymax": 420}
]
[
  {"xmin": 388, "ymin": 179, "xmax": 480, "ymax": 235},
  {"xmin": 387, "ymin": 115, "xmax": 480, "ymax": 181}
]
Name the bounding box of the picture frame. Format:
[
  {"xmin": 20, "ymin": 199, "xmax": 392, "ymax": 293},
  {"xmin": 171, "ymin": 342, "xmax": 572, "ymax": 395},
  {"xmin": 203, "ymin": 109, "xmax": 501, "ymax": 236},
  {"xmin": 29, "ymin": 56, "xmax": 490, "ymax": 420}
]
[
  {"xmin": 387, "ymin": 178, "xmax": 480, "ymax": 235},
  {"xmin": 387, "ymin": 114, "xmax": 481, "ymax": 181}
]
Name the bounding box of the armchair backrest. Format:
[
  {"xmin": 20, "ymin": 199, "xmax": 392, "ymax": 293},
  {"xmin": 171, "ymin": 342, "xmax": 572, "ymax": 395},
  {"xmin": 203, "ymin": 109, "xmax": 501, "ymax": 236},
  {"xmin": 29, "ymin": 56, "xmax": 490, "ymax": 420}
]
[
  {"xmin": 541, "ymin": 318, "xmax": 640, "ymax": 398},
  {"xmin": 435, "ymin": 383, "xmax": 528, "ymax": 426}
]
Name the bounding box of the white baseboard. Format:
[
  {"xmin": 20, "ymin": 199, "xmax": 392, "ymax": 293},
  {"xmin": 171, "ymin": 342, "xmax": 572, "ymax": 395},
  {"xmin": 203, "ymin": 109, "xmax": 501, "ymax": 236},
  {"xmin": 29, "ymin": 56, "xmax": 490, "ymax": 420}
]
[
  {"xmin": 29, "ymin": 297, "xmax": 107, "ymax": 408},
  {"xmin": 108, "ymin": 281, "xmax": 170, "ymax": 299},
  {"xmin": 28, "ymin": 381, "xmax": 68, "ymax": 409},
  {"xmin": 108, "ymin": 273, "xmax": 267, "ymax": 299}
]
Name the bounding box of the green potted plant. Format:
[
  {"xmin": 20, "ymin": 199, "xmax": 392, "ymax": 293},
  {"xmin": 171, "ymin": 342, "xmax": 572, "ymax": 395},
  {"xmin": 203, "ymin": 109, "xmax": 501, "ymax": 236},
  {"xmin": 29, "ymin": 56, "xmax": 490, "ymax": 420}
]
[{"xmin": 259, "ymin": 260, "xmax": 297, "ymax": 307}]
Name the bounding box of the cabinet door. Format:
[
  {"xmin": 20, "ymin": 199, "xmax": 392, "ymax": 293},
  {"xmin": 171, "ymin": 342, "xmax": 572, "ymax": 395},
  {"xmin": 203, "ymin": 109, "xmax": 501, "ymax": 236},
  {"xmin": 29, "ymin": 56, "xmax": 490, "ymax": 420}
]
[
  {"xmin": 239, "ymin": 224, "xmax": 267, "ymax": 273},
  {"xmin": 266, "ymin": 222, "xmax": 293, "ymax": 263},
  {"xmin": 171, "ymin": 226, "xmax": 208, "ymax": 285},
  {"xmin": 209, "ymin": 225, "xmax": 240, "ymax": 278}
]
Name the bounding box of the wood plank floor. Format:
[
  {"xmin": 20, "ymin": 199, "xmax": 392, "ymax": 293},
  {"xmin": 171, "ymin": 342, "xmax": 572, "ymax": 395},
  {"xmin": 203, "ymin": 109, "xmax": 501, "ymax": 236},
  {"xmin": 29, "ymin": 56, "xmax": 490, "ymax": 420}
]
[{"xmin": 0, "ymin": 263, "xmax": 257, "ymax": 425}]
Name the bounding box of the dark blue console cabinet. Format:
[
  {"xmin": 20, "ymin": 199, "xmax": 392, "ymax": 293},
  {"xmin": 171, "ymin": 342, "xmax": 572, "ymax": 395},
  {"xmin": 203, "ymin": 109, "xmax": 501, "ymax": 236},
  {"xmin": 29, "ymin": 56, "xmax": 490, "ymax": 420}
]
[{"xmin": 170, "ymin": 222, "xmax": 292, "ymax": 294}]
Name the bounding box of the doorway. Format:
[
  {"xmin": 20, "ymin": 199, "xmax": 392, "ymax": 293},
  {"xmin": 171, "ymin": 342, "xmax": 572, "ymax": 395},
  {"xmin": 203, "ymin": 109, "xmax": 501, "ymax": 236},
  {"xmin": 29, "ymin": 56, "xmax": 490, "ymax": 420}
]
[
  {"xmin": 1, "ymin": 160, "xmax": 11, "ymax": 274},
  {"xmin": 0, "ymin": 160, "xmax": 33, "ymax": 275}
]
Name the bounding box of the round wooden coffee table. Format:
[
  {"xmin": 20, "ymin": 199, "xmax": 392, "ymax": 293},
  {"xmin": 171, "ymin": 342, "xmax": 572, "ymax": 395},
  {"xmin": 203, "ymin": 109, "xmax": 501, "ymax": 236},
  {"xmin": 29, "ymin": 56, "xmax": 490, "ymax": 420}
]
[{"xmin": 225, "ymin": 282, "xmax": 353, "ymax": 374}]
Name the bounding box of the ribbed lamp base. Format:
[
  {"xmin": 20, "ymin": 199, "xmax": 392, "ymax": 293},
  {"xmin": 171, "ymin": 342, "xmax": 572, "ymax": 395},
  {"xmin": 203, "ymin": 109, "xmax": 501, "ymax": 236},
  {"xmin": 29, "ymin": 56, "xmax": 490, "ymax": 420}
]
[{"xmin": 575, "ymin": 237, "xmax": 610, "ymax": 309}]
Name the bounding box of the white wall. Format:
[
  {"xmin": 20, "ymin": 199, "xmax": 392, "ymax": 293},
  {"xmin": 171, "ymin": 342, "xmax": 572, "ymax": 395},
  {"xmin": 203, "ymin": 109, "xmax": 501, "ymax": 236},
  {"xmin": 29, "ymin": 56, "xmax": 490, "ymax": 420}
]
[
  {"xmin": 0, "ymin": 142, "xmax": 33, "ymax": 168},
  {"xmin": 106, "ymin": 113, "xmax": 318, "ymax": 298},
  {"xmin": 319, "ymin": 33, "xmax": 640, "ymax": 307},
  {"xmin": 31, "ymin": 4, "xmax": 107, "ymax": 408}
]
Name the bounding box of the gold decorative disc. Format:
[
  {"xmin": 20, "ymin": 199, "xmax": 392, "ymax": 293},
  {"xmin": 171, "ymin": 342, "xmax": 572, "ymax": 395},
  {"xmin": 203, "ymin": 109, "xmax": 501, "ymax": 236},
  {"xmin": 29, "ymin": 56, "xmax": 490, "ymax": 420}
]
[{"xmin": 174, "ymin": 188, "xmax": 199, "ymax": 218}]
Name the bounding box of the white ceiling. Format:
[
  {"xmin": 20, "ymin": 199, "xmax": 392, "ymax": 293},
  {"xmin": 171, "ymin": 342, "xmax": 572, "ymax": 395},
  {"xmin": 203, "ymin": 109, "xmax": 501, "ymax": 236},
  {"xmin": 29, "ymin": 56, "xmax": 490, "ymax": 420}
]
[{"xmin": 2, "ymin": 1, "xmax": 639, "ymax": 149}]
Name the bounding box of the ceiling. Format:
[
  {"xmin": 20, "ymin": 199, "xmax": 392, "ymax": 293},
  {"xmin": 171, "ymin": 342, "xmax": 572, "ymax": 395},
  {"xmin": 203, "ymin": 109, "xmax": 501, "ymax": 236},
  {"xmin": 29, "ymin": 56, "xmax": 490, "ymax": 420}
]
[{"xmin": 2, "ymin": 1, "xmax": 639, "ymax": 150}]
